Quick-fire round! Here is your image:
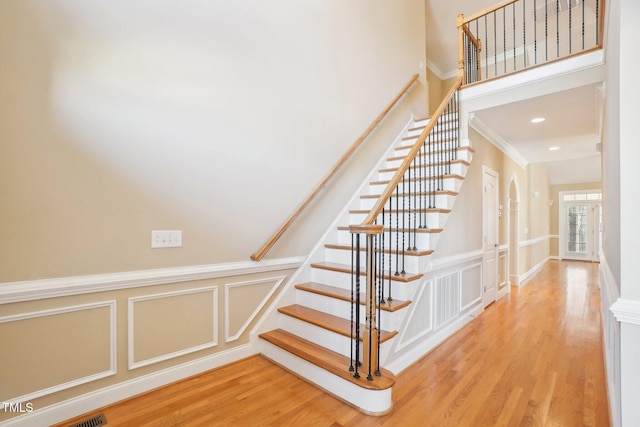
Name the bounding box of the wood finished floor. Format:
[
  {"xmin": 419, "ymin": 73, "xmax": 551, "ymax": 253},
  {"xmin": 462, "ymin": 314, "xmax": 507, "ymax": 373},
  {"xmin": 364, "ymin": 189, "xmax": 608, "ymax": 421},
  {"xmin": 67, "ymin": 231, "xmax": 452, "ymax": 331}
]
[{"xmin": 57, "ymin": 260, "xmax": 610, "ymax": 426}]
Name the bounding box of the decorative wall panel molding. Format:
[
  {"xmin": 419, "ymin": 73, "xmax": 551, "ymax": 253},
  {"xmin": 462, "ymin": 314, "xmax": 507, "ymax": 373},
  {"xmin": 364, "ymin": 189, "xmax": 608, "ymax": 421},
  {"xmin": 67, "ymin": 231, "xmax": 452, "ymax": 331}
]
[
  {"xmin": 0, "ymin": 301, "xmax": 116, "ymax": 403},
  {"xmin": 128, "ymin": 287, "xmax": 218, "ymax": 370},
  {"xmin": 225, "ymin": 276, "xmax": 285, "ymax": 343}
]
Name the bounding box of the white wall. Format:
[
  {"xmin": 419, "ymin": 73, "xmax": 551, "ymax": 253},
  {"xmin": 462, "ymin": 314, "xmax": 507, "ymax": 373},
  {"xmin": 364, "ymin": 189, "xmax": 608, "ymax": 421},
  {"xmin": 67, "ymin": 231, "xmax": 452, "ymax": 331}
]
[
  {"xmin": 0, "ymin": 0, "xmax": 427, "ymax": 282},
  {"xmin": 602, "ymin": 0, "xmax": 640, "ymax": 425}
]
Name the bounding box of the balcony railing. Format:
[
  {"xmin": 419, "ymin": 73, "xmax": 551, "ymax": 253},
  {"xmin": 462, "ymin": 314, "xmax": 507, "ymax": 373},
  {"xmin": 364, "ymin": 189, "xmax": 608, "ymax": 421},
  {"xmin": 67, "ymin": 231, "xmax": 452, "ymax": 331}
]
[{"xmin": 458, "ymin": 0, "xmax": 605, "ymax": 85}]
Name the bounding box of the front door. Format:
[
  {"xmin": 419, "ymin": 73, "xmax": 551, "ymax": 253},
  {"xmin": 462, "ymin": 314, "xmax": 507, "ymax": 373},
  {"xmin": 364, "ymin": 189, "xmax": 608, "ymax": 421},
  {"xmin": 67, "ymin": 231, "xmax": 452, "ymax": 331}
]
[
  {"xmin": 483, "ymin": 167, "xmax": 499, "ymax": 307},
  {"xmin": 561, "ymin": 202, "xmax": 601, "ymax": 261}
]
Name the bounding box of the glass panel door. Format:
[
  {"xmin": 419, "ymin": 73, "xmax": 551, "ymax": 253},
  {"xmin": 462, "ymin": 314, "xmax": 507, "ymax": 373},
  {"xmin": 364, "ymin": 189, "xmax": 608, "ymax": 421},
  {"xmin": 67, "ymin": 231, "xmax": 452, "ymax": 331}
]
[
  {"xmin": 566, "ymin": 205, "xmax": 589, "ymax": 258},
  {"xmin": 561, "ymin": 203, "xmax": 601, "ymax": 261}
]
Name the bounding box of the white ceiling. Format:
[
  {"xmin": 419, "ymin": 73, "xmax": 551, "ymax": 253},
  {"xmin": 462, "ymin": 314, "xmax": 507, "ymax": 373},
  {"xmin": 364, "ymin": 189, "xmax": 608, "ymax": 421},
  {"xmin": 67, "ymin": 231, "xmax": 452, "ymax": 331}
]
[{"xmin": 426, "ymin": 0, "xmax": 603, "ymax": 186}]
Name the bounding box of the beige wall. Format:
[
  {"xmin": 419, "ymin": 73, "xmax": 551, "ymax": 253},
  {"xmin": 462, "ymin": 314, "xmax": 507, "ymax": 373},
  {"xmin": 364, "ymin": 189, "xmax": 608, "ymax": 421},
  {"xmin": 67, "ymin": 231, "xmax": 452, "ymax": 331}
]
[
  {"xmin": 426, "ymin": 68, "xmax": 459, "ymax": 115},
  {"xmin": 0, "ymin": 0, "xmax": 427, "ymax": 421},
  {"xmin": 433, "ymin": 128, "xmax": 552, "ymax": 280},
  {"xmin": 0, "ymin": 0, "xmax": 427, "ymax": 283}
]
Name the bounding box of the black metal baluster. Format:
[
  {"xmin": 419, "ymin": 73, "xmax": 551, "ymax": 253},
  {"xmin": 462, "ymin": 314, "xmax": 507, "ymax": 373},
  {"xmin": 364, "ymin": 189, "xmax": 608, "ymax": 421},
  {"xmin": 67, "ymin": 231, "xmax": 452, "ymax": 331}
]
[
  {"xmin": 376, "ymin": 231, "xmax": 382, "ymax": 377},
  {"xmin": 407, "ymin": 157, "xmax": 412, "ymax": 252},
  {"xmin": 534, "ymin": 0, "xmax": 538, "ymax": 64},
  {"xmin": 381, "ymin": 207, "xmax": 386, "ymax": 304},
  {"xmin": 438, "ymin": 116, "xmax": 443, "ymax": 192},
  {"xmin": 476, "ymin": 19, "xmax": 480, "ymax": 81},
  {"xmin": 503, "ymin": 6, "xmax": 509, "ymax": 72},
  {"xmin": 412, "ymin": 157, "xmax": 418, "ymax": 251},
  {"xmin": 569, "ymin": 0, "xmax": 572, "ymax": 54},
  {"xmin": 349, "ymin": 233, "xmax": 355, "ymax": 374},
  {"xmin": 556, "ymin": 0, "xmax": 560, "ymax": 58},
  {"xmin": 353, "ymin": 233, "xmax": 361, "ymax": 379},
  {"xmin": 494, "ymin": 11, "xmax": 498, "ymax": 78},
  {"xmin": 388, "ymin": 196, "xmax": 393, "ymax": 301},
  {"xmin": 401, "ymin": 176, "xmax": 406, "ymax": 275},
  {"xmin": 366, "ymin": 234, "xmax": 374, "ymax": 381},
  {"xmin": 419, "ymin": 136, "xmax": 424, "ymax": 229},
  {"xmin": 485, "ymin": 14, "xmax": 489, "ymax": 79},
  {"xmin": 545, "ymin": 0, "xmax": 549, "ymax": 61},
  {"xmin": 429, "ymin": 133, "xmax": 434, "ymax": 209},
  {"xmin": 582, "ymin": 0, "xmax": 585, "ymax": 50},
  {"xmin": 394, "ymin": 183, "xmax": 399, "ymax": 276},
  {"xmin": 513, "ymin": 3, "xmax": 516, "ymax": 71},
  {"xmin": 420, "ymin": 137, "xmax": 429, "ymax": 228},
  {"xmin": 523, "ymin": 0, "xmax": 527, "ymax": 68},
  {"xmin": 596, "ymin": 0, "xmax": 600, "ymax": 46}
]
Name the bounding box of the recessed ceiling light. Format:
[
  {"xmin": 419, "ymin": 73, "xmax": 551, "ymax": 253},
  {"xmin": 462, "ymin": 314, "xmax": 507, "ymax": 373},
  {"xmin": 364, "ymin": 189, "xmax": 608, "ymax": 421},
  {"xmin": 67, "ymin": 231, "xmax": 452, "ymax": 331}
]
[
  {"xmin": 531, "ymin": 117, "xmax": 546, "ymax": 123},
  {"xmin": 548, "ymin": 146, "xmax": 560, "ymax": 151}
]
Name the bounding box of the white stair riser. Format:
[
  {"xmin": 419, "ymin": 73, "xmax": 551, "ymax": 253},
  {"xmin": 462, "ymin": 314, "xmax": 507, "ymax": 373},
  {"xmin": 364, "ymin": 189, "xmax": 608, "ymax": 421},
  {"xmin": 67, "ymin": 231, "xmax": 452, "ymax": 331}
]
[
  {"xmin": 278, "ymin": 314, "xmax": 394, "ymax": 360},
  {"xmin": 336, "ymin": 229, "xmax": 440, "ymax": 249},
  {"xmin": 401, "ymin": 129, "xmax": 459, "ymax": 143},
  {"xmin": 335, "ymin": 230, "xmax": 434, "ymax": 249},
  {"xmin": 394, "ymin": 141, "xmax": 460, "ymax": 157},
  {"xmin": 325, "ymin": 248, "xmax": 423, "ymax": 273},
  {"xmin": 377, "ymin": 163, "xmax": 467, "ymax": 181},
  {"xmin": 369, "ymin": 178, "xmax": 461, "ymax": 194},
  {"xmin": 348, "ymin": 212, "xmax": 448, "ymax": 229},
  {"xmin": 295, "ymin": 291, "xmax": 405, "ymax": 331},
  {"xmin": 310, "ymin": 269, "xmax": 415, "ymax": 301},
  {"xmin": 406, "ymin": 125, "xmax": 459, "ymax": 138},
  {"xmin": 359, "ymin": 194, "xmax": 456, "ymax": 211},
  {"xmin": 258, "ymin": 341, "xmax": 393, "ymax": 415}
]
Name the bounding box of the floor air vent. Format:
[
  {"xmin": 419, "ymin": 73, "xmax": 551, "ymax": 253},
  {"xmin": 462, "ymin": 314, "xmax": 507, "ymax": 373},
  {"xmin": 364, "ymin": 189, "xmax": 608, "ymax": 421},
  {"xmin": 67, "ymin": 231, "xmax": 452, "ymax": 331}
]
[{"xmin": 68, "ymin": 413, "xmax": 107, "ymax": 427}]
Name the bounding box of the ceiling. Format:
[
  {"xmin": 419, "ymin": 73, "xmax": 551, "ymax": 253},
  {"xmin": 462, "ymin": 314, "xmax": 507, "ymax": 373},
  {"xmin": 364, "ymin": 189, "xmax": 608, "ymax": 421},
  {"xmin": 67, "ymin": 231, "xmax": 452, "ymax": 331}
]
[{"xmin": 425, "ymin": 0, "xmax": 603, "ymax": 186}]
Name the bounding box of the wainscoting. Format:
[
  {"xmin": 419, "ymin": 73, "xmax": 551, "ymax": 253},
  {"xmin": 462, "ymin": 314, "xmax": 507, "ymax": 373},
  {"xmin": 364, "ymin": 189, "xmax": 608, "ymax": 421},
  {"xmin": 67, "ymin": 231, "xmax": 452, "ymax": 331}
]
[
  {"xmin": 0, "ymin": 258, "xmax": 302, "ymax": 426},
  {"xmin": 385, "ymin": 250, "xmax": 485, "ymax": 374}
]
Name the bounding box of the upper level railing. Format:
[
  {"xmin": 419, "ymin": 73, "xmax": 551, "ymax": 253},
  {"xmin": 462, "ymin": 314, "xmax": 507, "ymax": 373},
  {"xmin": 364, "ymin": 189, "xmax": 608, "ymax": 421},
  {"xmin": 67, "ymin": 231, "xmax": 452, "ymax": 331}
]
[
  {"xmin": 251, "ymin": 73, "xmax": 419, "ymax": 261},
  {"xmin": 458, "ymin": 0, "xmax": 605, "ymax": 85}
]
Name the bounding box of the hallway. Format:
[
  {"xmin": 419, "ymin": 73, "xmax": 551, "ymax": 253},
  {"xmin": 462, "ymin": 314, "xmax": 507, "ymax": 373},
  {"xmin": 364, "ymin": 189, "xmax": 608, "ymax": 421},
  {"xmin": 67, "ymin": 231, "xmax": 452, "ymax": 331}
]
[{"xmin": 58, "ymin": 260, "xmax": 610, "ymax": 426}]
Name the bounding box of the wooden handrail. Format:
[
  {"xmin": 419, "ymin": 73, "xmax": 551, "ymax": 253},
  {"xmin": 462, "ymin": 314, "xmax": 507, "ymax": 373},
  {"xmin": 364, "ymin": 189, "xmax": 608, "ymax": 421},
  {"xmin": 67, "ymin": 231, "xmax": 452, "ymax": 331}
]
[
  {"xmin": 461, "ymin": 0, "xmax": 519, "ymax": 25},
  {"xmin": 250, "ymin": 73, "xmax": 420, "ymax": 261},
  {"xmin": 360, "ymin": 76, "xmax": 463, "ymax": 226}
]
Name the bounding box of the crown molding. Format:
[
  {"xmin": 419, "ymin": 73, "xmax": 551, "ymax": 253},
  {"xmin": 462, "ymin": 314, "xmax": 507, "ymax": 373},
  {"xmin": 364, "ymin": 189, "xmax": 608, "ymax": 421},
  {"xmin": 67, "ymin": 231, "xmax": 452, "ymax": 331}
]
[{"xmin": 469, "ymin": 114, "xmax": 529, "ymax": 169}]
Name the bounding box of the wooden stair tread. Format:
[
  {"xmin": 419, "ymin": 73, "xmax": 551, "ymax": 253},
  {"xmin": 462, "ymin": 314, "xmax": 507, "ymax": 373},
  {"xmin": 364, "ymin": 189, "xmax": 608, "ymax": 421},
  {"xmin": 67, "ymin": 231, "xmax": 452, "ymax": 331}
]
[
  {"xmin": 325, "ymin": 243, "xmax": 433, "ymax": 257},
  {"xmin": 295, "ymin": 282, "xmax": 411, "ymax": 312},
  {"xmin": 337, "ymin": 225, "xmax": 443, "ymax": 234},
  {"xmin": 378, "ymin": 160, "xmax": 470, "ymax": 173},
  {"xmin": 311, "ymin": 262, "xmax": 422, "ymax": 283},
  {"xmin": 278, "ymin": 304, "xmax": 398, "ymax": 343},
  {"xmin": 259, "ymin": 329, "xmax": 395, "ymax": 390},
  {"xmin": 349, "ymin": 207, "xmax": 451, "ymax": 214},
  {"xmin": 387, "ymin": 146, "xmax": 474, "ymax": 162},
  {"xmin": 360, "ymin": 190, "xmax": 458, "ymax": 199},
  {"xmin": 370, "ymin": 174, "xmax": 465, "ymax": 185}
]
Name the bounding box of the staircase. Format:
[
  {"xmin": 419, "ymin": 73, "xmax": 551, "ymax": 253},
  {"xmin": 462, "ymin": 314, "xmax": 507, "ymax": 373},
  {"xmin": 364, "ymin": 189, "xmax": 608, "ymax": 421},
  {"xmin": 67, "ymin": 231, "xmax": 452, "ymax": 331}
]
[{"xmin": 258, "ymin": 84, "xmax": 472, "ymax": 415}]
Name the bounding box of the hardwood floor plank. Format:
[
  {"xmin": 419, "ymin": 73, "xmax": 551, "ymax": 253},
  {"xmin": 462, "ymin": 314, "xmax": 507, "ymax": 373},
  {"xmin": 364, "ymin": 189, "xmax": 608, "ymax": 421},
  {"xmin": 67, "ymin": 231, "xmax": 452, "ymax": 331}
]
[{"xmin": 55, "ymin": 261, "xmax": 610, "ymax": 427}]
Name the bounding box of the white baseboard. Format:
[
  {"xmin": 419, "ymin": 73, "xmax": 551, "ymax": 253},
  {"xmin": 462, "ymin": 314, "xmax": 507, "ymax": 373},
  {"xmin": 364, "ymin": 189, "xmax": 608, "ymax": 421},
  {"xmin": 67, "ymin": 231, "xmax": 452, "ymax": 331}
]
[
  {"xmin": 519, "ymin": 256, "xmax": 551, "ymax": 286},
  {"xmin": 0, "ymin": 344, "xmax": 256, "ymax": 427}
]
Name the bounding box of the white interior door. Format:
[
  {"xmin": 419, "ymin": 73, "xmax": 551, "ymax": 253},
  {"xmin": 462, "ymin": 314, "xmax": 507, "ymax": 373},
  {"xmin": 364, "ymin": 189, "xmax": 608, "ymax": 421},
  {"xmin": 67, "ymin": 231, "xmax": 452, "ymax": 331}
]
[{"xmin": 483, "ymin": 167, "xmax": 499, "ymax": 307}]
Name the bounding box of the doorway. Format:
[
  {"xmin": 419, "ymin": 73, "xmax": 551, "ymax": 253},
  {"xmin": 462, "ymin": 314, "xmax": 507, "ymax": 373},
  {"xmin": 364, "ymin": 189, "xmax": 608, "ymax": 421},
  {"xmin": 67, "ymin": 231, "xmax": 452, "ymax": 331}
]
[
  {"xmin": 559, "ymin": 191, "xmax": 602, "ymax": 262},
  {"xmin": 483, "ymin": 166, "xmax": 499, "ymax": 307}
]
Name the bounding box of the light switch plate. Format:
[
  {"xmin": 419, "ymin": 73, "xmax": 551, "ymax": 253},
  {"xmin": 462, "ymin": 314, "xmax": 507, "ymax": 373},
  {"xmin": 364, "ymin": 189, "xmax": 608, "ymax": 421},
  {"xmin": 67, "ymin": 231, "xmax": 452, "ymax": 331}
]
[{"xmin": 151, "ymin": 230, "xmax": 182, "ymax": 248}]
